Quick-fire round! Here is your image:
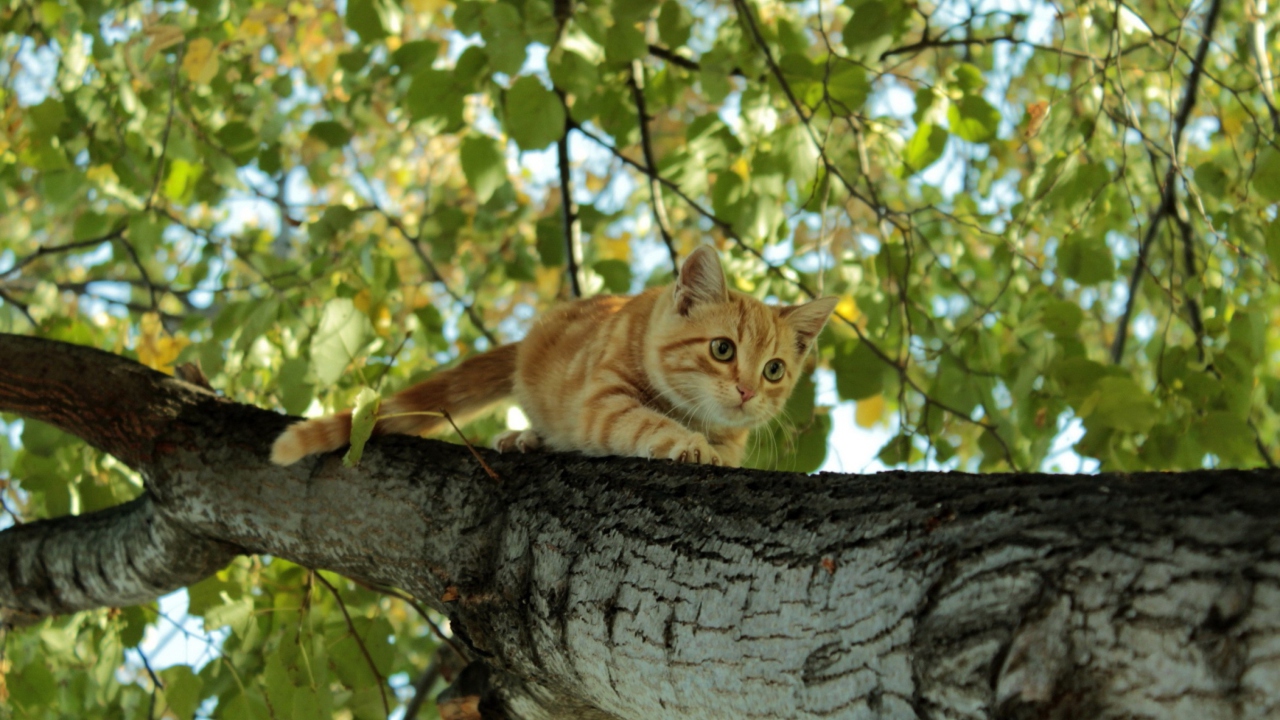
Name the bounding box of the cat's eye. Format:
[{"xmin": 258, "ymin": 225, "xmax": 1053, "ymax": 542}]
[
  {"xmin": 710, "ymin": 338, "xmax": 736, "ymax": 362},
  {"xmin": 763, "ymin": 359, "xmax": 786, "ymax": 382}
]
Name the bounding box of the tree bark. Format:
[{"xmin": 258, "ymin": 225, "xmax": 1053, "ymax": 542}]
[{"xmin": 2, "ymin": 332, "xmax": 1279, "ymax": 719}]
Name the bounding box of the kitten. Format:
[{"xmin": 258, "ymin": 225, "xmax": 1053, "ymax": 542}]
[{"xmin": 270, "ymin": 246, "xmax": 837, "ymax": 468}]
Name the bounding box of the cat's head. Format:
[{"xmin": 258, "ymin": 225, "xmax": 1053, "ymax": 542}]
[{"xmin": 650, "ymin": 246, "xmax": 838, "ymax": 429}]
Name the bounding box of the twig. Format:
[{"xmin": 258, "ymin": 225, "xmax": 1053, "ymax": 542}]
[
  {"xmin": 0, "ymin": 288, "xmax": 36, "ymax": 327},
  {"xmin": 1250, "ymin": 418, "xmax": 1276, "ymax": 468},
  {"xmin": 0, "ymin": 227, "xmax": 126, "ymax": 280},
  {"xmin": 314, "ymin": 572, "xmax": 391, "ymax": 718},
  {"xmin": 441, "ymin": 409, "xmax": 500, "ymax": 482},
  {"xmin": 557, "ymin": 119, "xmax": 585, "ymax": 298},
  {"xmin": 136, "ymin": 647, "xmax": 164, "ymax": 720},
  {"xmin": 403, "ymin": 654, "xmax": 443, "ymax": 719},
  {"xmin": 0, "ymin": 486, "xmax": 23, "ymax": 524},
  {"xmin": 351, "ymin": 579, "xmax": 467, "ymax": 659},
  {"xmin": 372, "ymin": 208, "xmax": 499, "ymax": 345},
  {"xmin": 1173, "ymin": 212, "xmax": 1205, "ymax": 360},
  {"xmin": 145, "ymin": 53, "xmax": 181, "ymax": 211},
  {"xmin": 628, "ymin": 60, "xmax": 679, "ymax": 276},
  {"xmin": 1111, "ymin": 0, "xmax": 1222, "ymax": 364}
]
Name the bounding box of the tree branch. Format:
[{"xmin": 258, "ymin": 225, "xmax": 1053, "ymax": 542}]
[
  {"xmin": 2, "ymin": 333, "xmax": 1280, "ymax": 718},
  {"xmin": 628, "ymin": 60, "xmax": 679, "ymax": 276},
  {"xmin": 557, "ymin": 122, "xmax": 585, "ymax": 298},
  {"xmin": 1111, "ymin": 0, "xmax": 1222, "ymax": 364}
]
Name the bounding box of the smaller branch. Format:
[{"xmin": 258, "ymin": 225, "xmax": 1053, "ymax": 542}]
[
  {"xmin": 441, "ymin": 409, "xmax": 500, "ymax": 483},
  {"xmin": 404, "ymin": 653, "xmax": 443, "ymax": 719},
  {"xmin": 628, "ymin": 60, "xmax": 679, "ymax": 276},
  {"xmin": 145, "ymin": 56, "xmax": 181, "ymax": 211},
  {"xmin": 1111, "ymin": 0, "xmax": 1222, "ymax": 364},
  {"xmin": 1250, "ymin": 418, "xmax": 1276, "ymax": 469},
  {"xmin": 0, "ymin": 228, "xmax": 125, "ymax": 280},
  {"xmin": 557, "ymin": 120, "xmax": 586, "ymax": 298},
  {"xmin": 314, "ymin": 572, "xmax": 390, "ymax": 718},
  {"xmin": 1173, "ymin": 213, "xmax": 1205, "ymax": 361},
  {"xmin": 0, "ymin": 287, "xmax": 36, "ymax": 327},
  {"xmin": 136, "ymin": 647, "xmax": 164, "ymax": 720},
  {"xmin": 371, "ymin": 208, "xmax": 499, "ymax": 345},
  {"xmin": 646, "ymin": 44, "xmax": 701, "ymax": 72}
]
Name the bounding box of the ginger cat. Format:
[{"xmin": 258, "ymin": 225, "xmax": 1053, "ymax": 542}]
[{"xmin": 270, "ymin": 246, "xmax": 837, "ymax": 468}]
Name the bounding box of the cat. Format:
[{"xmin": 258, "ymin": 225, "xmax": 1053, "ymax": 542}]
[{"xmin": 270, "ymin": 246, "xmax": 838, "ymax": 468}]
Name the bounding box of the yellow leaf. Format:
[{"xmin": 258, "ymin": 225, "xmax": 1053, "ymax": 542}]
[
  {"xmin": 855, "ymin": 394, "xmax": 885, "ymax": 429},
  {"xmin": 237, "ymin": 18, "xmax": 268, "ymax": 39},
  {"xmin": 352, "ymin": 289, "xmax": 372, "ymax": 313},
  {"xmin": 600, "ymin": 235, "xmax": 630, "ymax": 261},
  {"xmin": 536, "ymin": 265, "xmax": 561, "ymax": 297},
  {"xmin": 143, "ymin": 24, "xmax": 185, "ymax": 63},
  {"xmin": 835, "ymin": 295, "xmax": 859, "ymax": 323},
  {"xmin": 136, "ymin": 313, "xmax": 190, "ymax": 375},
  {"xmin": 86, "ymin": 164, "xmax": 118, "ymax": 185},
  {"xmin": 730, "ymin": 156, "xmax": 750, "ymax": 180},
  {"xmin": 182, "ymin": 38, "xmax": 219, "ymax": 85},
  {"xmin": 406, "ymin": 0, "xmax": 448, "ymax": 12}
]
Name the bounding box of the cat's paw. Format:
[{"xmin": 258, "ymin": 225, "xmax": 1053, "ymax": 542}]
[
  {"xmin": 650, "ymin": 433, "xmax": 722, "ymax": 465},
  {"xmin": 493, "ymin": 429, "xmax": 543, "ymax": 453}
]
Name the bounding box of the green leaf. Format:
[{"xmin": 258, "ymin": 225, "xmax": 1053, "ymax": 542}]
[
  {"xmin": 536, "ymin": 215, "xmax": 565, "ymax": 266},
  {"xmin": 347, "ymin": 0, "xmax": 402, "ymax": 44},
  {"xmin": 1254, "ymin": 146, "xmax": 1280, "ymax": 202},
  {"xmin": 406, "ymin": 68, "xmax": 465, "ymax": 131},
  {"xmin": 504, "ymin": 76, "xmax": 565, "ymax": 151},
  {"xmin": 480, "ymin": 3, "xmax": 528, "ymax": 75},
  {"xmin": 164, "ymin": 159, "xmax": 203, "ymax": 204},
  {"xmin": 947, "ymin": 95, "xmax": 1001, "ymax": 143},
  {"xmin": 219, "ymin": 121, "xmax": 260, "ymax": 164},
  {"xmin": 279, "ymin": 357, "xmax": 315, "ymax": 416},
  {"xmin": 160, "ymin": 666, "xmax": 203, "ymax": 720},
  {"xmin": 343, "ymin": 387, "xmax": 381, "ymax": 467},
  {"xmin": 606, "ymin": 22, "xmax": 648, "ymax": 64},
  {"xmin": 832, "ymin": 339, "xmax": 884, "ymax": 400},
  {"xmin": 1055, "ymin": 232, "xmax": 1114, "ymax": 285},
  {"xmin": 952, "ymin": 63, "xmax": 985, "ymax": 93},
  {"xmin": 594, "ymin": 259, "xmax": 632, "ymax": 293},
  {"xmin": 1195, "ymin": 411, "xmax": 1254, "ymax": 461},
  {"xmin": 1087, "ymin": 376, "xmax": 1157, "ymax": 433},
  {"xmin": 309, "ymin": 205, "xmax": 357, "ymax": 244},
  {"xmin": 1042, "ymin": 299, "xmax": 1083, "ymax": 337},
  {"xmin": 903, "ymin": 123, "xmax": 947, "ymax": 174},
  {"xmin": 826, "ymin": 65, "xmax": 869, "ymax": 115},
  {"xmin": 460, "ymin": 134, "xmax": 507, "ymax": 203},
  {"xmin": 877, "ymin": 434, "xmax": 913, "ymax": 466},
  {"xmin": 657, "ymin": 0, "xmax": 692, "ymax": 48},
  {"xmin": 309, "ymin": 121, "xmax": 352, "ymax": 149},
  {"xmin": 310, "ymin": 298, "xmax": 374, "ymax": 386},
  {"xmin": 1194, "ymin": 161, "xmax": 1228, "ymax": 199},
  {"xmin": 390, "ymin": 39, "xmax": 439, "ymax": 72}
]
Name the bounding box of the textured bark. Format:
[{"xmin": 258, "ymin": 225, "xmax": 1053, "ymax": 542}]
[{"xmin": 2, "ymin": 332, "xmax": 1280, "ymax": 719}]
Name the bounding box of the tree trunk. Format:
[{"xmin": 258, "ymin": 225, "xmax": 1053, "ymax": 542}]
[{"xmin": 2, "ymin": 332, "xmax": 1278, "ymax": 719}]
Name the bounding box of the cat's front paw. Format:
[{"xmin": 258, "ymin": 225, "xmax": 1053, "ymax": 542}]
[
  {"xmin": 649, "ymin": 433, "xmax": 722, "ymax": 465},
  {"xmin": 493, "ymin": 429, "xmax": 543, "ymax": 453}
]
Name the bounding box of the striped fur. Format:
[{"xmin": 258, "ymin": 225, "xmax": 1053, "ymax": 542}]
[{"xmin": 271, "ymin": 247, "xmax": 838, "ymax": 468}]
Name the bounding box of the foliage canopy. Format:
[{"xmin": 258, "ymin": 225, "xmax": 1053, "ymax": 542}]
[{"xmin": 0, "ymin": 0, "xmax": 1277, "ymax": 716}]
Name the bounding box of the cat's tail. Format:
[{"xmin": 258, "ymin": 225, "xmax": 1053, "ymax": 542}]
[{"xmin": 269, "ymin": 343, "xmax": 519, "ymax": 465}]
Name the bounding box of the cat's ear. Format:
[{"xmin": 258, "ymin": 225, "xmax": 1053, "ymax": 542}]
[
  {"xmin": 673, "ymin": 246, "xmax": 728, "ymax": 315},
  {"xmin": 781, "ymin": 296, "xmax": 839, "ymax": 354}
]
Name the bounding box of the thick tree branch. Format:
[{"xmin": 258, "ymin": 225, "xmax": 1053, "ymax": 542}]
[
  {"xmin": 4, "ymin": 333, "xmax": 1280, "ymax": 718},
  {"xmin": 0, "ymin": 495, "xmax": 238, "ymax": 620}
]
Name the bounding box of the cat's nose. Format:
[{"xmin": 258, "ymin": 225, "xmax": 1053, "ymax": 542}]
[{"xmin": 737, "ymin": 385, "xmax": 756, "ymax": 402}]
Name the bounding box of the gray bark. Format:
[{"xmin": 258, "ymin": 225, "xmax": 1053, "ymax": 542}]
[{"xmin": 2, "ymin": 332, "xmax": 1279, "ymax": 719}]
